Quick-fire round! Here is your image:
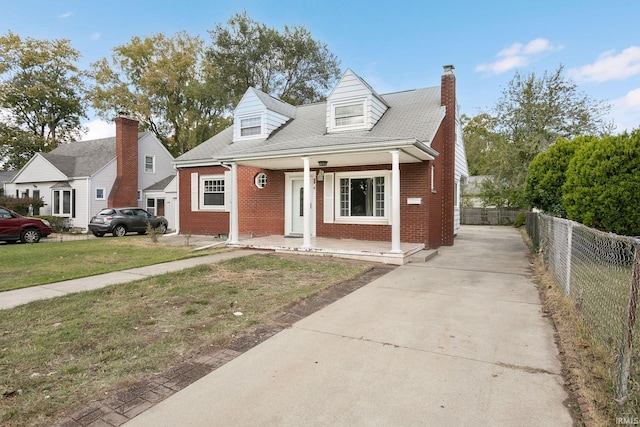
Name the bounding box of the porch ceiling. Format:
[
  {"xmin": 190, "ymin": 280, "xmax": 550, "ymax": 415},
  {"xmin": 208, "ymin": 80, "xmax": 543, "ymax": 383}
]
[{"xmin": 233, "ymin": 146, "xmax": 434, "ymax": 170}]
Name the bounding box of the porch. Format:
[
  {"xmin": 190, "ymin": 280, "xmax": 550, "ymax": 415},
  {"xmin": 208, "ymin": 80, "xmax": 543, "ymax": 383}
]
[{"xmin": 228, "ymin": 235, "xmax": 435, "ymax": 265}]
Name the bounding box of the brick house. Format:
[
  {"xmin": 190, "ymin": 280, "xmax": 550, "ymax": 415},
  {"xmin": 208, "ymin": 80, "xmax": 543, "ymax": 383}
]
[{"xmin": 174, "ymin": 66, "xmax": 468, "ymax": 261}]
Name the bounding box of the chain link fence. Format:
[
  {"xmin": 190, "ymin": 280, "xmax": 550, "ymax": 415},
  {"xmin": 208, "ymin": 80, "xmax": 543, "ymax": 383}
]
[{"xmin": 526, "ymin": 212, "xmax": 640, "ymax": 411}]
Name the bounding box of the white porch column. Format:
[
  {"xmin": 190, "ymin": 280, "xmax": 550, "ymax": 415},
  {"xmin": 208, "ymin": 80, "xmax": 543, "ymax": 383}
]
[
  {"xmin": 390, "ymin": 150, "xmax": 402, "ymax": 253},
  {"xmin": 302, "ymin": 157, "xmax": 311, "ymax": 248},
  {"xmin": 229, "ymin": 162, "xmax": 239, "ymax": 244}
]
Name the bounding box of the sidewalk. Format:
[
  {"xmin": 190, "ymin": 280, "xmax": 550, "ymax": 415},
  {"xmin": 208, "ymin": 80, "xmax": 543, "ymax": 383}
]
[
  {"xmin": 0, "ymin": 249, "xmax": 260, "ymax": 310},
  {"xmin": 121, "ymin": 226, "xmax": 573, "ymax": 426}
]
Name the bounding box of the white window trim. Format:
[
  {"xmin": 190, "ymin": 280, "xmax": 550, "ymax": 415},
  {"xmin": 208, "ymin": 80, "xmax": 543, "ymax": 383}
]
[
  {"xmin": 199, "ymin": 174, "xmax": 226, "ymax": 211},
  {"xmin": 236, "ymin": 113, "xmax": 264, "ymax": 141},
  {"xmin": 144, "ymin": 155, "xmax": 155, "ymax": 173},
  {"xmin": 95, "ymin": 188, "xmax": 105, "ymax": 200},
  {"xmin": 255, "ymin": 172, "xmax": 267, "ymax": 189},
  {"xmin": 52, "ymin": 189, "xmax": 73, "ymax": 217},
  {"xmin": 333, "ymin": 170, "xmax": 390, "ymax": 225},
  {"xmin": 329, "ymin": 99, "xmax": 367, "ymax": 132}
]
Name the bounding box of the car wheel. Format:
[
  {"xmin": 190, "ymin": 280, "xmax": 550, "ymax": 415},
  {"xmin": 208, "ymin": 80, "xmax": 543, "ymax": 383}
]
[
  {"xmin": 21, "ymin": 228, "xmax": 41, "ymax": 244},
  {"xmin": 92, "ymin": 232, "xmax": 105, "ymax": 237},
  {"xmin": 159, "ymin": 223, "xmax": 167, "ymax": 234},
  {"xmin": 112, "ymin": 224, "xmax": 127, "ymax": 237}
]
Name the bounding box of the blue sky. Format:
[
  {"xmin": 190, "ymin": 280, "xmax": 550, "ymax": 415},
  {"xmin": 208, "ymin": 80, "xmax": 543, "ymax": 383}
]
[{"xmin": 2, "ymin": 0, "xmax": 639, "ymax": 139}]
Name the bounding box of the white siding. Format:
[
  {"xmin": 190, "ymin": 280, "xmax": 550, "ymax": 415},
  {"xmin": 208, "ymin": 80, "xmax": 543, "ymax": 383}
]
[
  {"xmin": 232, "ymin": 90, "xmax": 289, "ymax": 142},
  {"xmin": 138, "ymin": 133, "xmax": 175, "ymax": 203},
  {"xmin": 12, "ymin": 155, "xmax": 67, "ymax": 183},
  {"xmin": 90, "ymin": 159, "xmax": 116, "ymax": 218},
  {"xmin": 69, "ymin": 178, "xmax": 89, "ymax": 229},
  {"xmin": 326, "ymin": 69, "xmax": 388, "ymax": 132},
  {"xmin": 453, "ymin": 104, "xmax": 469, "ymax": 234}
]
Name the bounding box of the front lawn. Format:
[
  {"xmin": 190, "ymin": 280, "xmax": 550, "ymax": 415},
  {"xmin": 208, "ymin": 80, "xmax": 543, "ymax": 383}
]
[
  {"xmin": 0, "ymin": 253, "xmax": 371, "ymax": 426},
  {"xmin": 0, "ymin": 237, "xmax": 226, "ymax": 292}
]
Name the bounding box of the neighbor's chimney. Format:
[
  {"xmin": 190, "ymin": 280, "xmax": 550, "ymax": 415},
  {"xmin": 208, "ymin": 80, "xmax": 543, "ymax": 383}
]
[
  {"xmin": 440, "ymin": 65, "xmax": 456, "ymax": 246},
  {"xmin": 108, "ymin": 112, "xmax": 139, "ymax": 207}
]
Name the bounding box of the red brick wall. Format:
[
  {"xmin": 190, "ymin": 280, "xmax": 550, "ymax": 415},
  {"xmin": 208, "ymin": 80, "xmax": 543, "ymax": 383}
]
[
  {"xmin": 316, "ymin": 163, "xmax": 432, "ymax": 245},
  {"xmin": 178, "ymin": 166, "xmax": 230, "ymax": 236},
  {"xmin": 429, "ymin": 68, "xmax": 456, "ymax": 247},
  {"xmin": 180, "ymin": 163, "xmax": 436, "ymax": 245},
  {"xmin": 178, "ymin": 166, "xmax": 285, "ymax": 237},
  {"xmin": 108, "ymin": 116, "xmax": 139, "ymax": 207},
  {"xmin": 237, "ymin": 167, "xmax": 285, "ymax": 237}
]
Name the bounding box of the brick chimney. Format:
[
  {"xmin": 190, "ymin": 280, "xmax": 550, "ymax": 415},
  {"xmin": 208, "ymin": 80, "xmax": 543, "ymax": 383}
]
[
  {"xmin": 433, "ymin": 65, "xmax": 457, "ymax": 246},
  {"xmin": 108, "ymin": 113, "xmax": 139, "ymax": 207}
]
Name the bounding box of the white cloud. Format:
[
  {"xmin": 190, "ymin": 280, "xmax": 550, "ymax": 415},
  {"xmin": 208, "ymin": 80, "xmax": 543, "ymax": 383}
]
[
  {"xmin": 569, "ymin": 46, "xmax": 640, "ymax": 82},
  {"xmin": 58, "ymin": 11, "xmax": 73, "ymax": 19},
  {"xmin": 82, "ymin": 119, "xmax": 115, "ymax": 140},
  {"xmin": 610, "ymin": 87, "xmax": 640, "ymax": 133},
  {"xmin": 90, "ymin": 32, "xmax": 101, "ymax": 41},
  {"xmin": 476, "ymin": 38, "xmax": 562, "ymax": 75}
]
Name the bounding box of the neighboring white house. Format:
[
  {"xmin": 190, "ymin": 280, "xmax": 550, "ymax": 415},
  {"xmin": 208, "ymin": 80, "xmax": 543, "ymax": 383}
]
[{"xmin": 5, "ymin": 118, "xmax": 176, "ymax": 230}]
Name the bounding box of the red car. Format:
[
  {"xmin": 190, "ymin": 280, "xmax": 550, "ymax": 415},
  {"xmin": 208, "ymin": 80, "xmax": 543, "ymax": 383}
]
[{"xmin": 0, "ymin": 206, "xmax": 53, "ymax": 244}]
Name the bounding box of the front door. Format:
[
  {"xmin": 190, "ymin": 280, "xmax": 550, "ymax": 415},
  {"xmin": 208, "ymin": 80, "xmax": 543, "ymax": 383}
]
[
  {"xmin": 291, "ymin": 179, "xmax": 304, "ymax": 234},
  {"xmin": 285, "ymin": 174, "xmax": 315, "ymax": 237}
]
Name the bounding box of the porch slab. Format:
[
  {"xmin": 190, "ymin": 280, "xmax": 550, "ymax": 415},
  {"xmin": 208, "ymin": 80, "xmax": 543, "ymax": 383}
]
[{"xmin": 228, "ymin": 236, "xmax": 425, "ymax": 265}]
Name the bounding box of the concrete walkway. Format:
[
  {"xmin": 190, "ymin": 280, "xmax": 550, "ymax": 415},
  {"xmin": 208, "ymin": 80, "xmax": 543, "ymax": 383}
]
[
  {"xmin": 0, "ymin": 250, "xmax": 260, "ymax": 310},
  {"xmin": 123, "ymin": 226, "xmax": 573, "ymax": 427}
]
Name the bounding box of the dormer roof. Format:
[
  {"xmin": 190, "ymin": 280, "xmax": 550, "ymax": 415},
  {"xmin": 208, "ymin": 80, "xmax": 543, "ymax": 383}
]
[{"xmin": 232, "ymin": 87, "xmax": 296, "ymax": 142}]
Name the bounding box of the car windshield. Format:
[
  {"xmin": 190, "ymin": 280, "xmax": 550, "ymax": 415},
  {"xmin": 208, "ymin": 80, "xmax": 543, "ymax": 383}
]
[{"xmin": 97, "ymin": 209, "xmax": 116, "ymax": 215}]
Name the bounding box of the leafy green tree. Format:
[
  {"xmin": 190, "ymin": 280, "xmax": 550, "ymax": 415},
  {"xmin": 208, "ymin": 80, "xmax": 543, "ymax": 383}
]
[
  {"xmin": 0, "ymin": 123, "xmax": 49, "ymax": 169},
  {"xmin": 525, "ymin": 136, "xmax": 595, "ymax": 216},
  {"xmin": 207, "ymin": 11, "xmax": 341, "ymax": 105},
  {"xmin": 0, "ymin": 31, "xmax": 87, "ymax": 154},
  {"xmin": 89, "ymin": 31, "xmax": 230, "ymax": 156},
  {"xmin": 462, "ymin": 113, "xmax": 501, "ymax": 176},
  {"xmin": 563, "ymin": 130, "xmax": 640, "ymax": 235},
  {"xmin": 477, "ymin": 65, "xmax": 612, "ymax": 207}
]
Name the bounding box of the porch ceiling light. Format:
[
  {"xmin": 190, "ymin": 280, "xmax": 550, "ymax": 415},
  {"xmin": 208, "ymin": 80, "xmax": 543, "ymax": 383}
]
[{"xmin": 318, "ymin": 160, "xmax": 328, "ymax": 167}]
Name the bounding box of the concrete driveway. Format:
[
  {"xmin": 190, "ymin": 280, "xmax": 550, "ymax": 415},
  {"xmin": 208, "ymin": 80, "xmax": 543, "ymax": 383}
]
[{"xmin": 124, "ymin": 225, "xmax": 573, "ymax": 426}]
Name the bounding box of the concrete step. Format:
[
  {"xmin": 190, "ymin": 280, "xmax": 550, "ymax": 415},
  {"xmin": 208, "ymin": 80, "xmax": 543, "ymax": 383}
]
[{"xmin": 409, "ymin": 249, "xmax": 438, "ymax": 263}]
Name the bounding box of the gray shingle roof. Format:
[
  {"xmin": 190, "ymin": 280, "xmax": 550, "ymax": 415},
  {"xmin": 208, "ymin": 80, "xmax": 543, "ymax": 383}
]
[
  {"xmin": 145, "ymin": 174, "xmax": 176, "ymax": 191},
  {"xmin": 42, "ymin": 132, "xmax": 147, "ymax": 177},
  {"xmin": 176, "ymin": 86, "xmax": 444, "ymax": 163},
  {"xmin": 0, "ymin": 170, "xmax": 18, "ymax": 183}
]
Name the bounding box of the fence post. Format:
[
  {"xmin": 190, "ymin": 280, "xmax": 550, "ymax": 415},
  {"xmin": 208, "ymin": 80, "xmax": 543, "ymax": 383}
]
[
  {"xmin": 565, "ymin": 222, "xmax": 572, "ymax": 297},
  {"xmin": 616, "ymin": 244, "xmax": 640, "ymax": 403}
]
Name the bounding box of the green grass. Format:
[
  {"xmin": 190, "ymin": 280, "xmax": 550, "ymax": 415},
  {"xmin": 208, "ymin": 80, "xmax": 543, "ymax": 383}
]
[
  {"xmin": 0, "ymin": 253, "xmax": 369, "ymax": 426},
  {"xmin": 0, "ymin": 237, "xmax": 225, "ymax": 292}
]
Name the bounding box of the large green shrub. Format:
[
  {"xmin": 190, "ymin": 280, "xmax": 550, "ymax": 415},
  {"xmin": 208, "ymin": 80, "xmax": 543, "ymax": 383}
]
[
  {"xmin": 525, "ymin": 136, "xmax": 595, "ymax": 216},
  {"xmin": 563, "ymin": 130, "xmax": 640, "ymax": 235},
  {"xmin": 0, "ymin": 196, "xmax": 45, "ymax": 215}
]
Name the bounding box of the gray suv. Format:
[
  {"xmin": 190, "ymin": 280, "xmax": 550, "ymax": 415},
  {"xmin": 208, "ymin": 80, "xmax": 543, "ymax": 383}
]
[{"xmin": 88, "ymin": 207, "xmax": 168, "ymax": 237}]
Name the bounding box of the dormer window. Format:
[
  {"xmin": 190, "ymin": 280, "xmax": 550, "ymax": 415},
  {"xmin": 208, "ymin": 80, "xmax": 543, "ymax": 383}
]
[
  {"xmin": 335, "ymin": 103, "xmax": 364, "ymax": 127},
  {"xmin": 333, "ymin": 101, "xmax": 365, "ymax": 129},
  {"xmin": 240, "ymin": 116, "xmax": 262, "ymax": 137}
]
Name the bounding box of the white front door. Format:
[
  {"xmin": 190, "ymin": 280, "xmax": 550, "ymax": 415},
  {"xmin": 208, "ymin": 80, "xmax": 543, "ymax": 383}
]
[
  {"xmin": 285, "ymin": 173, "xmax": 315, "ymax": 236},
  {"xmin": 291, "ymin": 179, "xmax": 305, "ymax": 234}
]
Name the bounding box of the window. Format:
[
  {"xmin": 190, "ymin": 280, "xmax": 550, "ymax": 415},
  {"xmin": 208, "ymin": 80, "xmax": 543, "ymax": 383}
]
[
  {"xmin": 52, "ymin": 189, "xmax": 73, "ymax": 216},
  {"xmin": 144, "ymin": 155, "xmax": 155, "ymax": 173},
  {"xmin": 201, "ymin": 176, "xmax": 225, "ymax": 208},
  {"xmin": 334, "ymin": 102, "xmax": 364, "ymax": 127},
  {"xmin": 240, "ymin": 116, "xmax": 261, "ymax": 137},
  {"xmin": 337, "ymin": 173, "xmax": 387, "ymax": 221},
  {"xmin": 255, "ymin": 173, "xmax": 267, "ymax": 189},
  {"xmin": 146, "ymin": 198, "xmax": 155, "ymax": 215},
  {"xmin": 96, "ymin": 188, "xmax": 105, "ymax": 200}
]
